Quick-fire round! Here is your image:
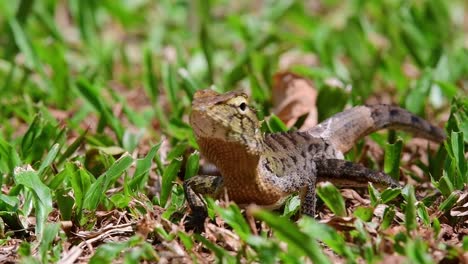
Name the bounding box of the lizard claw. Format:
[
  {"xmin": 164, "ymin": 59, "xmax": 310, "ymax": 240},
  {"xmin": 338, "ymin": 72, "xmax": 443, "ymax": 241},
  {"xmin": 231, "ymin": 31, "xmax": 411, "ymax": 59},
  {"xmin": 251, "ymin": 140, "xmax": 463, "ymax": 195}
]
[{"xmin": 184, "ymin": 209, "xmax": 208, "ymax": 232}]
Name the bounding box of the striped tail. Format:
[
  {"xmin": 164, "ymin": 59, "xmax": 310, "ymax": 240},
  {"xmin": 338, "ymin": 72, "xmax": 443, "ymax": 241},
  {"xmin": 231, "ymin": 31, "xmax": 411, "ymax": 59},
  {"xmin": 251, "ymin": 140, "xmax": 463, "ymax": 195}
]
[{"xmin": 309, "ymin": 105, "xmax": 446, "ymax": 153}]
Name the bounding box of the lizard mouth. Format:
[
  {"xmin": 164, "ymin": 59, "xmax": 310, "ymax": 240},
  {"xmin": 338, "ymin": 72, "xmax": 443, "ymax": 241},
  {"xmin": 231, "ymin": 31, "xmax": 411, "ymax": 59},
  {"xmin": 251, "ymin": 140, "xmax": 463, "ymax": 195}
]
[
  {"xmin": 192, "ymin": 120, "xmax": 210, "ymax": 137},
  {"xmin": 190, "ymin": 112, "xmax": 208, "ymax": 135},
  {"xmin": 190, "ymin": 110, "xmax": 223, "ymax": 138}
]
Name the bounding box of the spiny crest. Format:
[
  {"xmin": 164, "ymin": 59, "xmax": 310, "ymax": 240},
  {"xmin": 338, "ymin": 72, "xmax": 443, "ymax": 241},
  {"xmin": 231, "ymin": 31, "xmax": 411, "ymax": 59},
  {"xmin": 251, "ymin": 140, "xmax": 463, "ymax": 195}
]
[{"xmin": 192, "ymin": 89, "xmax": 247, "ymax": 110}]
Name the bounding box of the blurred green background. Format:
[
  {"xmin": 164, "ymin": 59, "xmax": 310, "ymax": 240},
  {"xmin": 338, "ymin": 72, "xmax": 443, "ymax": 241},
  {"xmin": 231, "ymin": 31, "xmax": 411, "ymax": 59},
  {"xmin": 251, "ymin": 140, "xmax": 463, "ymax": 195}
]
[
  {"xmin": 0, "ymin": 0, "xmax": 466, "ymax": 262},
  {"xmin": 1, "ymin": 1, "xmax": 466, "ymax": 138}
]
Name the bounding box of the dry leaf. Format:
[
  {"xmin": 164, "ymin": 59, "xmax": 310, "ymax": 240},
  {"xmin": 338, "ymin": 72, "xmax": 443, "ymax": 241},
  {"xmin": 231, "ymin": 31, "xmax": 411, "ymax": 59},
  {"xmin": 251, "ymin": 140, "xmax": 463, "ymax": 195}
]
[
  {"xmin": 278, "ymin": 50, "xmax": 319, "ymax": 70},
  {"xmin": 319, "ymin": 216, "xmax": 356, "ymax": 231},
  {"xmin": 341, "ymin": 189, "xmax": 369, "ymax": 205},
  {"xmin": 451, "ymin": 189, "xmax": 468, "ymax": 217},
  {"xmin": 205, "ymin": 222, "xmax": 242, "ymax": 251},
  {"xmin": 272, "ymin": 72, "xmax": 318, "ymax": 130},
  {"xmin": 379, "ymin": 254, "xmax": 406, "ymax": 264}
]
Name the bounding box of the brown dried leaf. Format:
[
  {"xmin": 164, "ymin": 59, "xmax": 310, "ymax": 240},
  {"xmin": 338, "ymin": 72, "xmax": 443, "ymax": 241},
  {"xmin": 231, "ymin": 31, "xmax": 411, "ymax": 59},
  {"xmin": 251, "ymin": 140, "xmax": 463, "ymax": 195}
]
[
  {"xmin": 319, "ymin": 216, "xmax": 356, "ymax": 231},
  {"xmin": 278, "ymin": 50, "xmax": 319, "ymax": 70},
  {"xmin": 450, "ymin": 189, "xmax": 468, "ymax": 217},
  {"xmin": 136, "ymin": 213, "xmax": 158, "ymax": 239},
  {"xmin": 205, "ymin": 222, "xmax": 242, "ymax": 252},
  {"xmin": 272, "ymin": 72, "xmax": 318, "ymax": 130},
  {"xmin": 378, "ymin": 254, "xmax": 406, "ymax": 264},
  {"xmin": 341, "ymin": 189, "xmax": 369, "ymax": 205}
]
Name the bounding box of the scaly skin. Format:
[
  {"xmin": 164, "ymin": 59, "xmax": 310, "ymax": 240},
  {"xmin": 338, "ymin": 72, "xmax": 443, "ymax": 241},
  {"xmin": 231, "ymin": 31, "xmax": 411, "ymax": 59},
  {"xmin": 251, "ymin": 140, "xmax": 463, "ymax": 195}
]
[{"xmin": 185, "ymin": 89, "xmax": 445, "ymax": 221}]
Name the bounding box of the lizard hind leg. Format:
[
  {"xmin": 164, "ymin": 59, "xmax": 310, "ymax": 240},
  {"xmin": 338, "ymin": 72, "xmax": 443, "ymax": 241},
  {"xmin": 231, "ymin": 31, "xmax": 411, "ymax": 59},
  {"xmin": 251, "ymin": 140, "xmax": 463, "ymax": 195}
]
[
  {"xmin": 303, "ymin": 159, "xmax": 398, "ymax": 218},
  {"xmin": 315, "ymin": 159, "xmax": 400, "ymax": 188},
  {"xmin": 183, "ymin": 175, "xmax": 224, "ymax": 230}
]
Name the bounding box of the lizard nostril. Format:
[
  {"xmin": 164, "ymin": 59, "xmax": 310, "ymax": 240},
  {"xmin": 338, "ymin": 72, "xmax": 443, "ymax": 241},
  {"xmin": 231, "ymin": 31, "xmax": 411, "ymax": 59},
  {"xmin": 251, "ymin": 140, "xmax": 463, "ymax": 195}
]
[{"xmin": 239, "ymin": 102, "xmax": 247, "ymax": 111}]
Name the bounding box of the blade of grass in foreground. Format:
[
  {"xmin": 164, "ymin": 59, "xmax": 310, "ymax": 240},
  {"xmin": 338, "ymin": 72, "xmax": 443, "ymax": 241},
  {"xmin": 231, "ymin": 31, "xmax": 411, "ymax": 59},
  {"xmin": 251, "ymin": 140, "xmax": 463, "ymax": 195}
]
[
  {"xmin": 159, "ymin": 158, "xmax": 182, "ymax": 207},
  {"xmin": 402, "ymin": 185, "xmax": 417, "ymax": 233},
  {"xmin": 129, "ymin": 143, "xmax": 160, "ymax": 192},
  {"xmin": 14, "ymin": 167, "xmax": 53, "ymax": 239},
  {"xmin": 214, "ymin": 204, "xmax": 251, "ymax": 240},
  {"xmin": 90, "ymin": 236, "xmax": 159, "ymax": 263},
  {"xmin": 184, "ymin": 151, "xmax": 199, "ymax": 180},
  {"xmin": 299, "ymin": 217, "xmax": 356, "ymax": 262},
  {"xmin": 316, "ymin": 182, "xmax": 347, "ymax": 217},
  {"xmin": 0, "ymin": 137, "xmax": 21, "ymax": 177},
  {"xmin": 384, "ymin": 138, "xmax": 403, "ymax": 181},
  {"xmin": 251, "ymin": 208, "xmax": 331, "ymax": 264},
  {"xmin": 37, "ymin": 143, "xmax": 60, "ymax": 177},
  {"xmin": 82, "ymin": 153, "xmax": 133, "ymax": 211},
  {"xmin": 195, "ymin": 234, "xmax": 237, "ymax": 263}
]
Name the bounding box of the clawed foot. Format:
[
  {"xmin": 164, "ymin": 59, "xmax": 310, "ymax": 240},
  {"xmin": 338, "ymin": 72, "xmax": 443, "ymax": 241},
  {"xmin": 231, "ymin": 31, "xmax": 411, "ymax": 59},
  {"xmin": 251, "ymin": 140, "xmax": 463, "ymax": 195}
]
[{"xmin": 184, "ymin": 210, "xmax": 207, "ymax": 232}]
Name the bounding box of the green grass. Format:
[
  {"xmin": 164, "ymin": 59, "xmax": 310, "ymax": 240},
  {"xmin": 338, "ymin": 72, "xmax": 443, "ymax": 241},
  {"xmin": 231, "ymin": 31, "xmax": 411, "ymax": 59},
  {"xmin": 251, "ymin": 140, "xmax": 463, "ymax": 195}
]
[{"xmin": 0, "ymin": 0, "xmax": 467, "ymax": 262}]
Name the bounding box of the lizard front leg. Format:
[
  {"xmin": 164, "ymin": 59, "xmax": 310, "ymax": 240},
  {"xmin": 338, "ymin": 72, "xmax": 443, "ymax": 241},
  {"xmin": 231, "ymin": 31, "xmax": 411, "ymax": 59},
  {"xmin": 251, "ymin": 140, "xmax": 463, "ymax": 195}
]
[
  {"xmin": 261, "ymin": 156, "xmax": 319, "ymax": 216},
  {"xmin": 315, "ymin": 159, "xmax": 399, "ymax": 188},
  {"xmin": 183, "ymin": 175, "xmax": 224, "ymax": 228},
  {"xmin": 301, "ymin": 181, "xmax": 317, "ymax": 216}
]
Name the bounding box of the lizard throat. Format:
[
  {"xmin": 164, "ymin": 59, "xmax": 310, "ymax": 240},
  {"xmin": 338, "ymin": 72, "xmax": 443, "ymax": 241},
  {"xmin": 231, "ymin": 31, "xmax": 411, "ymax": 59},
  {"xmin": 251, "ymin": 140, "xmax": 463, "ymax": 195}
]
[
  {"xmin": 196, "ymin": 136, "xmax": 285, "ymax": 205},
  {"xmin": 197, "ymin": 136, "xmax": 263, "ymax": 166},
  {"xmin": 196, "ymin": 136, "xmax": 263, "ymax": 181}
]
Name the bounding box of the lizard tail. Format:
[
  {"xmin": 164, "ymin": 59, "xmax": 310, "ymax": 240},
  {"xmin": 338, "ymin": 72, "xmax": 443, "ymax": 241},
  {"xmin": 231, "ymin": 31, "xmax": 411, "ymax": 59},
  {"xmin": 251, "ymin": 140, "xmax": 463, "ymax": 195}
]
[{"xmin": 309, "ymin": 105, "xmax": 446, "ymax": 153}]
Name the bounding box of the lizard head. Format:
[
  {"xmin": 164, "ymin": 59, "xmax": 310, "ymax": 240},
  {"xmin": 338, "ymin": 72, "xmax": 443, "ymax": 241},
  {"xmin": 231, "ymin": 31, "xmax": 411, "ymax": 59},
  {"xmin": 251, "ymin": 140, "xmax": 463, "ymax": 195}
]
[{"xmin": 190, "ymin": 89, "xmax": 263, "ymax": 151}]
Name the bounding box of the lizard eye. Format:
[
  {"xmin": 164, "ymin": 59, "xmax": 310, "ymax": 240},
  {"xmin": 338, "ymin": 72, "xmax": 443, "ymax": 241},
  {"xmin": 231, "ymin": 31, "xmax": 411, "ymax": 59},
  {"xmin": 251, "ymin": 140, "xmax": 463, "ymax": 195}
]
[{"xmin": 239, "ymin": 102, "xmax": 247, "ymax": 112}]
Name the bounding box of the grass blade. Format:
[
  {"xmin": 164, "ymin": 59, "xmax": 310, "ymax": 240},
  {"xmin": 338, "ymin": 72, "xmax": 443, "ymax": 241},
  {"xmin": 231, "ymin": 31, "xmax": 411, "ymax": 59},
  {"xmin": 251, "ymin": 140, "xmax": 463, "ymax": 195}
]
[
  {"xmin": 252, "ymin": 208, "xmax": 331, "ymax": 263},
  {"xmin": 38, "ymin": 143, "xmax": 60, "ymax": 177},
  {"xmin": 402, "ymin": 185, "xmax": 417, "ymax": 233},
  {"xmin": 159, "ymin": 158, "xmax": 182, "ymax": 207},
  {"xmin": 384, "ymin": 138, "xmax": 403, "ymax": 181},
  {"xmin": 14, "ymin": 167, "xmax": 52, "ymax": 239},
  {"xmin": 82, "ymin": 154, "xmax": 133, "ymax": 211},
  {"xmin": 316, "ymin": 182, "xmax": 347, "ymax": 217},
  {"xmin": 129, "ymin": 143, "xmax": 160, "ymax": 191},
  {"xmin": 76, "ymin": 79, "xmax": 124, "ymax": 143}
]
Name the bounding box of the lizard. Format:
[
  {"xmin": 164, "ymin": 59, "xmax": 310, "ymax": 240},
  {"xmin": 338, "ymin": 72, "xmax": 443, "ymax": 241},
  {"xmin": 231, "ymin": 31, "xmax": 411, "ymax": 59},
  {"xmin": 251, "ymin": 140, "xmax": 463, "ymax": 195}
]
[{"xmin": 184, "ymin": 89, "xmax": 446, "ymax": 222}]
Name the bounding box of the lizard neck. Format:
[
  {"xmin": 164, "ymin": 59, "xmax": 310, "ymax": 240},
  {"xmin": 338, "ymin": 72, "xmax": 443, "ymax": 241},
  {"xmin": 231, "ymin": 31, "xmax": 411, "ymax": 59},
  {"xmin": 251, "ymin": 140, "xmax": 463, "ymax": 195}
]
[
  {"xmin": 196, "ymin": 135, "xmax": 288, "ymax": 206},
  {"xmin": 196, "ymin": 136, "xmax": 265, "ymax": 180}
]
